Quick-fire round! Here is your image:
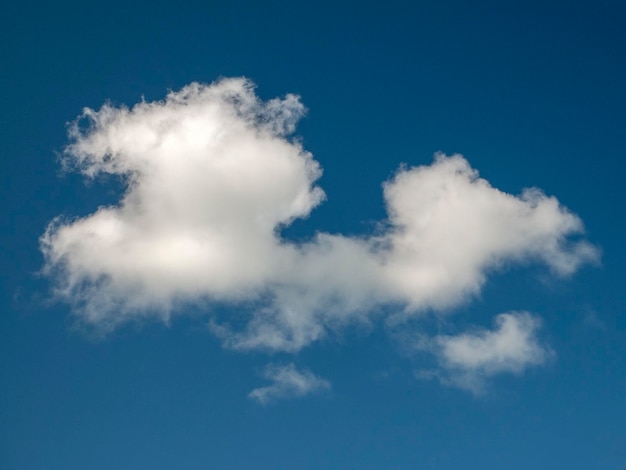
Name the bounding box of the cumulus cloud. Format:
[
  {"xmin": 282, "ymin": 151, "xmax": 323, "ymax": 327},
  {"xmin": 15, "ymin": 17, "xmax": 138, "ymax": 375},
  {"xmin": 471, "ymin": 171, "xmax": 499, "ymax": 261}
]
[
  {"xmin": 41, "ymin": 77, "xmax": 598, "ymax": 354},
  {"xmin": 416, "ymin": 312, "xmax": 553, "ymax": 393},
  {"xmin": 42, "ymin": 78, "xmax": 323, "ymax": 331},
  {"xmin": 248, "ymin": 363, "xmax": 331, "ymax": 404}
]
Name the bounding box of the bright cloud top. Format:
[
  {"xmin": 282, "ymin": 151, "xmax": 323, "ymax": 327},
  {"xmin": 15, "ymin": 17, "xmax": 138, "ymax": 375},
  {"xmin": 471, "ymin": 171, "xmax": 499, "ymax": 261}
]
[
  {"xmin": 418, "ymin": 312, "xmax": 552, "ymax": 393},
  {"xmin": 41, "ymin": 78, "xmax": 598, "ymax": 357},
  {"xmin": 248, "ymin": 363, "xmax": 331, "ymax": 404}
]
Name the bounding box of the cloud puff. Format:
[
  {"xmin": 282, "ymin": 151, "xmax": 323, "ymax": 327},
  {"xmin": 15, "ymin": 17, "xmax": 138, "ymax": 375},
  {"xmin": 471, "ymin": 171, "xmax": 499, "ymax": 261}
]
[
  {"xmin": 42, "ymin": 78, "xmax": 324, "ymax": 331},
  {"xmin": 41, "ymin": 78, "xmax": 598, "ymax": 354},
  {"xmin": 417, "ymin": 312, "xmax": 553, "ymax": 393},
  {"xmin": 248, "ymin": 363, "xmax": 331, "ymax": 404}
]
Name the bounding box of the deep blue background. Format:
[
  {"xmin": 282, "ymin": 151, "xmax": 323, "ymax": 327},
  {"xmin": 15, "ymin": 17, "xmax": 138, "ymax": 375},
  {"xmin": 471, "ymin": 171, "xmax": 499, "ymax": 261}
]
[{"xmin": 2, "ymin": 0, "xmax": 625, "ymax": 468}]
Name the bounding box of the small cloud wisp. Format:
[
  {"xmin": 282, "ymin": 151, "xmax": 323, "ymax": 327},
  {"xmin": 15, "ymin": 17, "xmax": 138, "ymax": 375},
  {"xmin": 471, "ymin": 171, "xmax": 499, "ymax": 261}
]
[
  {"xmin": 416, "ymin": 312, "xmax": 552, "ymax": 393},
  {"xmin": 248, "ymin": 363, "xmax": 331, "ymax": 404}
]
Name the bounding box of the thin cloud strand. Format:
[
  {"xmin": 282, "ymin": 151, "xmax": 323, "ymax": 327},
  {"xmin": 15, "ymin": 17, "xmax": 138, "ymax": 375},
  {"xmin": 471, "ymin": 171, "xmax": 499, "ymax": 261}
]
[{"xmin": 248, "ymin": 363, "xmax": 331, "ymax": 404}]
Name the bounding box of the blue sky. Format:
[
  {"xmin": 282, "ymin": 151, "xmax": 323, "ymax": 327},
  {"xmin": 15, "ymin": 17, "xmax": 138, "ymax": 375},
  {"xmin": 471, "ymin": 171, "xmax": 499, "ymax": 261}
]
[{"xmin": 1, "ymin": 0, "xmax": 626, "ymax": 468}]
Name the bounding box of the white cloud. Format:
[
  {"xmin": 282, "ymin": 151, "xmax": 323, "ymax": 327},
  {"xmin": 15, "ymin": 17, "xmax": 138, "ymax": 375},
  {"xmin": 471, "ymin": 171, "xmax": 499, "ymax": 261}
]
[
  {"xmin": 41, "ymin": 78, "xmax": 599, "ymax": 353},
  {"xmin": 42, "ymin": 78, "xmax": 324, "ymax": 331},
  {"xmin": 417, "ymin": 312, "xmax": 553, "ymax": 393},
  {"xmin": 248, "ymin": 363, "xmax": 331, "ymax": 404}
]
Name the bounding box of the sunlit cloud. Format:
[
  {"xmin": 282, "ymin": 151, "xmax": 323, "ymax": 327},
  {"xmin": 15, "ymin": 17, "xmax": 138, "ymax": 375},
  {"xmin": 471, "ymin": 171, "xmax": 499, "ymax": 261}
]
[{"xmin": 41, "ymin": 78, "xmax": 598, "ymax": 392}]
